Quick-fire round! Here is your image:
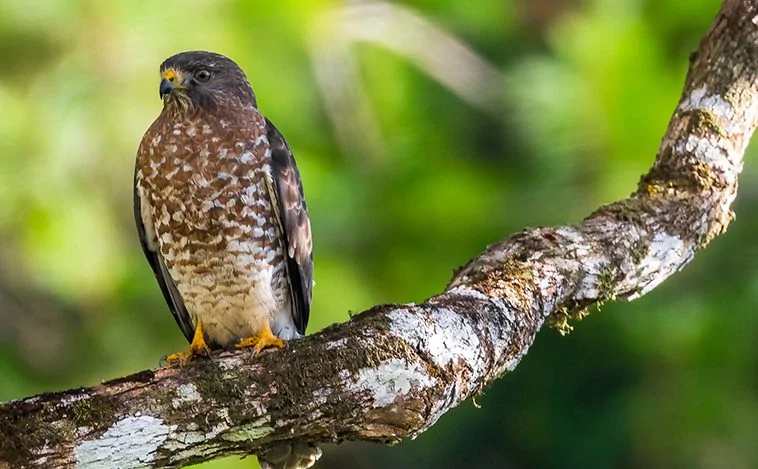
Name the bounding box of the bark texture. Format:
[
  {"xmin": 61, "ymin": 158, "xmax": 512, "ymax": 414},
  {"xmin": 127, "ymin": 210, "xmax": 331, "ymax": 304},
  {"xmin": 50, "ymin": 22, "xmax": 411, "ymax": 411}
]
[{"xmin": 2, "ymin": 1, "xmax": 758, "ymax": 468}]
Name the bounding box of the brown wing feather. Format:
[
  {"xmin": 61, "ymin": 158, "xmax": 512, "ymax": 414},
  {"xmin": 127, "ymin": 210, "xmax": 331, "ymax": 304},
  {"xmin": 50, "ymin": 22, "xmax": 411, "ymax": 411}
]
[
  {"xmin": 265, "ymin": 117, "xmax": 313, "ymax": 334},
  {"xmin": 133, "ymin": 175, "xmax": 195, "ymax": 343}
]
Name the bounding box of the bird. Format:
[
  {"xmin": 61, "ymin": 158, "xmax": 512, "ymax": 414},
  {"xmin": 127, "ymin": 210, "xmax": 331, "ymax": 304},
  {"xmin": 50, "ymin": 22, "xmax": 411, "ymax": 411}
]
[
  {"xmin": 134, "ymin": 51, "xmax": 320, "ymax": 468},
  {"xmin": 134, "ymin": 50, "xmax": 313, "ymax": 360}
]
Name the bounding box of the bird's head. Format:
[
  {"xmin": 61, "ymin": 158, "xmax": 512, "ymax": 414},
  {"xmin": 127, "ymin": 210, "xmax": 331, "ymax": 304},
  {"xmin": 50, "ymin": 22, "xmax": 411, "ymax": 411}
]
[{"xmin": 158, "ymin": 51, "xmax": 257, "ymax": 113}]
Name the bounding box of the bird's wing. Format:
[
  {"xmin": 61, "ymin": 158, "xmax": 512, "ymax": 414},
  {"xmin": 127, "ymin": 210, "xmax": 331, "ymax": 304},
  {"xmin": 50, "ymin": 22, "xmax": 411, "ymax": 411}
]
[
  {"xmin": 264, "ymin": 117, "xmax": 313, "ymax": 335},
  {"xmin": 133, "ymin": 175, "xmax": 196, "ymax": 343}
]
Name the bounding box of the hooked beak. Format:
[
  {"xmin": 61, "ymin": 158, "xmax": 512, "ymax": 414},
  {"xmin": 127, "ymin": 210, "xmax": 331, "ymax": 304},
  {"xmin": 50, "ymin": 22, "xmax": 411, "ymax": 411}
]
[
  {"xmin": 159, "ymin": 79, "xmax": 174, "ymax": 99},
  {"xmin": 159, "ymin": 68, "xmax": 185, "ymax": 99}
]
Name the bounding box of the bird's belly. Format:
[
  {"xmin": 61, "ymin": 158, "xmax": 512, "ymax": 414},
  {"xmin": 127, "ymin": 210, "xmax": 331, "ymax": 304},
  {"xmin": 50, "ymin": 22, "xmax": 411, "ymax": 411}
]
[
  {"xmin": 169, "ymin": 247, "xmax": 289, "ymax": 348},
  {"xmin": 158, "ymin": 189, "xmax": 289, "ymax": 348}
]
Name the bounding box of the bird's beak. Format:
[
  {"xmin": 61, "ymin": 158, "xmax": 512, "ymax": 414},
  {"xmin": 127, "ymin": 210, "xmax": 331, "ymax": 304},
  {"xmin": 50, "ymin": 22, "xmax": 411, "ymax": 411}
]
[
  {"xmin": 159, "ymin": 79, "xmax": 174, "ymax": 99},
  {"xmin": 159, "ymin": 68, "xmax": 186, "ymax": 99}
]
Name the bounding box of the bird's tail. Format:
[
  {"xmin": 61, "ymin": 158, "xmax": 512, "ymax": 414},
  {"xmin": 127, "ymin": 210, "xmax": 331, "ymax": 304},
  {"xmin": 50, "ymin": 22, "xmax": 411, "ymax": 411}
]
[{"xmin": 258, "ymin": 442, "xmax": 322, "ymax": 469}]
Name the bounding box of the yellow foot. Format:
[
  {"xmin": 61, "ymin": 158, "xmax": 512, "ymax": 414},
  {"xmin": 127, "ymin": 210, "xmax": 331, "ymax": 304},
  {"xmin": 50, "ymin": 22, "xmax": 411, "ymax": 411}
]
[
  {"xmin": 162, "ymin": 322, "xmax": 211, "ymax": 367},
  {"xmin": 235, "ymin": 324, "xmax": 285, "ymax": 356}
]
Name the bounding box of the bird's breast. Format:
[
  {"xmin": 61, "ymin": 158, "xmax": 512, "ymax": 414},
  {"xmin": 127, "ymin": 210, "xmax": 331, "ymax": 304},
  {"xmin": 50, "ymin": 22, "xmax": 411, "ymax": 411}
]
[{"xmin": 137, "ymin": 113, "xmax": 287, "ymax": 302}]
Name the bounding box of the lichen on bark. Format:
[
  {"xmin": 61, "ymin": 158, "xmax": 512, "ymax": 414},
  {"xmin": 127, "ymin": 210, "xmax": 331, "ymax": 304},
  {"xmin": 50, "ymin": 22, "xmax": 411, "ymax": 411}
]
[{"xmin": 2, "ymin": 1, "xmax": 758, "ymax": 468}]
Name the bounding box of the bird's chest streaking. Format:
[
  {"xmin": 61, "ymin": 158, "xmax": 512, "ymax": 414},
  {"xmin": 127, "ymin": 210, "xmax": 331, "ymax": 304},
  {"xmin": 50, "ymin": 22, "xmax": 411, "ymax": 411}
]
[{"xmin": 136, "ymin": 110, "xmax": 289, "ymax": 348}]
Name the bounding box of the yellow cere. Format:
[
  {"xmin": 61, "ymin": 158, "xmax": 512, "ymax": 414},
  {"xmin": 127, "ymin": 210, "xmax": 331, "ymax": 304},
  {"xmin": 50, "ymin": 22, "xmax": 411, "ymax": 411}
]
[{"xmin": 162, "ymin": 68, "xmax": 178, "ymax": 82}]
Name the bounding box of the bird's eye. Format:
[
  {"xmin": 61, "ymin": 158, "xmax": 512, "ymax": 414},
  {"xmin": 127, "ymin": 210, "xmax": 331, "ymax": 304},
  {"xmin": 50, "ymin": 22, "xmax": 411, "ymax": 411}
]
[{"xmin": 194, "ymin": 69, "xmax": 212, "ymax": 83}]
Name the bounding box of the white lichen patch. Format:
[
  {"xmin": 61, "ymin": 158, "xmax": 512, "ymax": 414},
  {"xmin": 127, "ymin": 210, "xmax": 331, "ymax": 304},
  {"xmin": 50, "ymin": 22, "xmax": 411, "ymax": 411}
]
[
  {"xmin": 447, "ymin": 286, "xmax": 537, "ymax": 377},
  {"xmin": 57, "ymin": 393, "xmax": 88, "ymax": 410},
  {"xmin": 553, "ymin": 249, "xmax": 603, "ymax": 301},
  {"xmin": 425, "ymin": 310, "xmax": 480, "ymax": 369},
  {"xmin": 324, "ymin": 337, "xmax": 348, "ymax": 350},
  {"xmin": 388, "ymin": 289, "xmax": 527, "ymax": 397},
  {"xmin": 554, "ymin": 226, "xmax": 584, "ymax": 244},
  {"xmin": 677, "ymin": 85, "xmax": 754, "ymax": 139},
  {"xmin": 679, "ymin": 86, "xmax": 734, "ymax": 124},
  {"xmin": 678, "ymin": 135, "xmax": 725, "ymax": 165},
  {"xmin": 533, "ymin": 263, "xmax": 566, "ymax": 315},
  {"xmin": 204, "ymin": 423, "xmax": 229, "ymax": 440},
  {"xmin": 172, "ymin": 431, "xmax": 206, "ymax": 446},
  {"xmin": 172, "ymin": 383, "xmax": 202, "ymax": 409},
  {"xmin": 216, "ymin": 408, "xmax": 232, "ymax": 426},
  {"xmin": 624, "ymin": 232, "xmax": 688, "ymax": 300},
  {"xmin": 75, "ymin": 415, "xmax": 175, "ymax": 469},
  {"xmin": 311, "ymin": 387, "xmax": 332, "ymax": 406},
  {"xmin": 675, "ymin": 135, "xmax": 738, "ymax": 182},
  {"xmin": 163, "ymin": 429, "xmax": 210, "ymax": 454},
  {"xmin": 346, "ymin": 359, "xmax": 435, "ymax": 408},
  {"xmin": 220, "ymin": 418, "xmax": 274, "ymax": 442},
  {"xmin": 150, "ymin": 411, "xmax": 237, "ymax": 459},
  {"xmin": 552, "ymin": 227, "xmax": 615, "ymax": 300},
  {"xmin": 217, "ymin": 356, "xmax": 243, "ymax": 371}
]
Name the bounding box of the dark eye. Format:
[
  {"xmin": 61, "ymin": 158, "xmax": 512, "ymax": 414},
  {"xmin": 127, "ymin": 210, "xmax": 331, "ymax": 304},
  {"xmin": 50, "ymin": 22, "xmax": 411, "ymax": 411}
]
[{"xmin": 194, "ymin": 69, "xmax": 211, "ymax": 83}]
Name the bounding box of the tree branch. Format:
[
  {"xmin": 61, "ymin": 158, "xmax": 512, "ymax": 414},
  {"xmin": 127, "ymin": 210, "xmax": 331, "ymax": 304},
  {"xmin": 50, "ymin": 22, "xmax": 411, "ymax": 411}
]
[{"xmin": 3, "ymin": 1, "xmax": 758, "ymax": 468}]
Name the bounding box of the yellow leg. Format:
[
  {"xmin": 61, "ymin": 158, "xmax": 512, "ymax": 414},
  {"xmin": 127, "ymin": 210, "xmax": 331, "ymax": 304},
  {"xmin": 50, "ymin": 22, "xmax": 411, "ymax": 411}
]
[
  {"xmin": 163, "ymin": 322, "xmax": 211, "ymax": 367},
  {"xmin": 235, "ymin": 323, "xmax": 285, "ymax": 356}
]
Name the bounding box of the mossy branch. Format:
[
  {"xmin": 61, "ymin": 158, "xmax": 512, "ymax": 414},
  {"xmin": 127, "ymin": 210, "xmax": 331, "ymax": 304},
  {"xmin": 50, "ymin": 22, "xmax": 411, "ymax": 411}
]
[{"xmin": 2, "ymin": 1, "xmax": 758, "ymax": 468}]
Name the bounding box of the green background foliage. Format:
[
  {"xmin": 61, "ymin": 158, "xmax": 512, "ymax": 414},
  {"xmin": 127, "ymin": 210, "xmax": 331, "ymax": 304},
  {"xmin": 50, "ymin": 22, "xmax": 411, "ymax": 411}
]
[{"xmin": 1, "ymin": 0, "xmax": 756, "ymax": 468}]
